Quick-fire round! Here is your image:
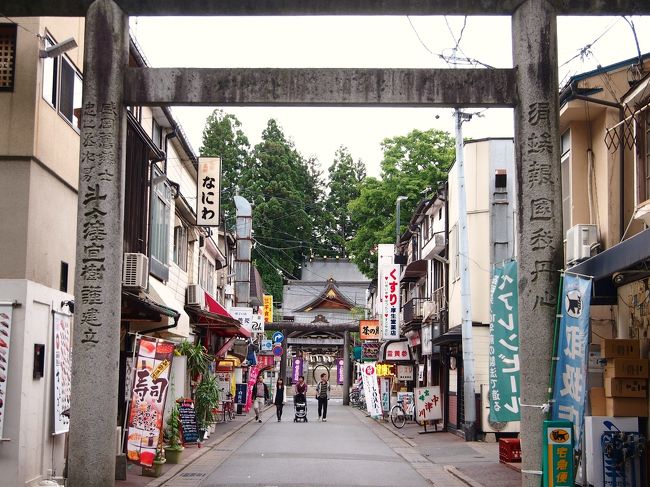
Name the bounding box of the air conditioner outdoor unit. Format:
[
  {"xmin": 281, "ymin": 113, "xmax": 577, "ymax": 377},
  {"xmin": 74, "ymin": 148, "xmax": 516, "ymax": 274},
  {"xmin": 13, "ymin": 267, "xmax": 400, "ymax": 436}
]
[
  {"xmin": 122, "ymin": 253, "xmax": 148, "ymax": 290},
  {"xmin": 186, "ymin": 284, "xmax": 205, "ymax": 308},
  {"xmin": 480, "ymin": 384, "xmax": 520, "ymax": 434},
  {"xmin": 566, "ymin": 224, "xmax": 598, "ymax": 264}
]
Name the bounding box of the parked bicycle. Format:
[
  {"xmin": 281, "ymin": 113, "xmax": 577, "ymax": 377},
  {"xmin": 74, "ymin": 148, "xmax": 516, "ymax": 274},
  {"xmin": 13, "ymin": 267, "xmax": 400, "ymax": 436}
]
[
  {"xmin": 389, "ymin": 399, "xmax": 411, "ymax": 429},
  {"xmin": 215, "ymin": 389, "xmax": 235, "ymax": 422}
]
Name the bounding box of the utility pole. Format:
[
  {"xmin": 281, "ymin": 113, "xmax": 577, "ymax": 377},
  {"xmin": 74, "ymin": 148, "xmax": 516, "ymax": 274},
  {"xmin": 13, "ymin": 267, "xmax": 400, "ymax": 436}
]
[{"xmin": 454, "ymin": 108, "xmax": 477, "ymax": 441}]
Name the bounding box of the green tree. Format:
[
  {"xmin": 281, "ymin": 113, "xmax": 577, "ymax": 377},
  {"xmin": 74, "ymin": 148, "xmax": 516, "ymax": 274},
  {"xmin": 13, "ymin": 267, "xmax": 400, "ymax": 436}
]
[
  {"xmin": 347, "ymin": 129, "xmax": 455, "ymax": 277},
  {"xmin": 323, "ymin": 146, "xmax": 366, "ymax": 256},
  {"xmin": 198, "ymin": 109, "xmax": 251, "ymax": 230},
  {"xmin": 239, "ymin": 119, "xmax": 324, "ymax": 300}
]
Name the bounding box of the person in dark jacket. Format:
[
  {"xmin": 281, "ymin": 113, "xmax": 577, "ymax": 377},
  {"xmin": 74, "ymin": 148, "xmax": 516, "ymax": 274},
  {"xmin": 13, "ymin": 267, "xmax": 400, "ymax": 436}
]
[
  {"xmin": 274, "ymin": 378, "xmax": 286, "ymax": 421},
  {"xmin": 251, "ymin": 374, "xmax": 269, "ymax": 423}
]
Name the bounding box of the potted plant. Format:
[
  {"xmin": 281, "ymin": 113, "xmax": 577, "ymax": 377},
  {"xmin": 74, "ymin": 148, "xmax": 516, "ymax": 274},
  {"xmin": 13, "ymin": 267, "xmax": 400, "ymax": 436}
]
[
  {"xmin": 164, "ymin": 400, "xmax": 184, "ymax": 464},
  {"xmin": 194, "ymin": 374, "xmax": 220, "ymax": 441},
  {"xmin": 141, "ymin": 448, "xmax": 166, "ymax": 478},
  {"xmin": 176, "ymin": 340, "xmax": 210, "ymax": 389}
]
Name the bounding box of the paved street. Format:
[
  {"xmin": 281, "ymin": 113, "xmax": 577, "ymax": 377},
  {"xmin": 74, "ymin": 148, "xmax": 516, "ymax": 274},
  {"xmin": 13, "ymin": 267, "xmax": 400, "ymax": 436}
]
[{"xmin": 135, "ymin": 400, "xmax": 520, "ymax": 487}]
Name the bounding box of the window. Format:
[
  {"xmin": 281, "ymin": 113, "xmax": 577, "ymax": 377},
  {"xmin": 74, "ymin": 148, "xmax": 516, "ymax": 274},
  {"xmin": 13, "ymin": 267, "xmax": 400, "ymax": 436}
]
[
  {"xmin": 0, "ymin": 24, "xmax": 16, "ymax": 91},
  {"xmin": 41, "ymin": 35, "xmax": 82, "ymax": 129},
  {"xmin": 149, "ymin": 166, "xmax": 172, "ymax": 280},
  {"xmin": 173, "ymin": 223, "xmax": 188, "ymax": 271},
  {"xmin": 152, "ymin": 120, "xmax": 163, "ymax": 149},
  {"xmin": 198, "ymin": 254, "xmax": 215, "ymax": 296},
  {"xmin": 561, "ymin": 129, "xmax": 571, "ymax": 235},
  {"xmin": 60, "ymin": 261, "xmax": 68, "ymax": 292}
]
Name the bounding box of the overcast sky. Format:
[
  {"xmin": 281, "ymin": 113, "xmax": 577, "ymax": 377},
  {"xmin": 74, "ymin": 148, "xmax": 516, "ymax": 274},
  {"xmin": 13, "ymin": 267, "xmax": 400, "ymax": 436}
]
[{"xmin": 130, "ymin": 15, "xmax": 650, "ymax": 178}]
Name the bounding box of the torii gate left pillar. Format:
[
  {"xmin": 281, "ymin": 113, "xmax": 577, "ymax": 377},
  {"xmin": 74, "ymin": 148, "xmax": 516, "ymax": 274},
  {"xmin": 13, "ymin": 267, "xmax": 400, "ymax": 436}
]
[{"xmin": 68, "ymin": 2, "xmax": 128, "ymax": 486}]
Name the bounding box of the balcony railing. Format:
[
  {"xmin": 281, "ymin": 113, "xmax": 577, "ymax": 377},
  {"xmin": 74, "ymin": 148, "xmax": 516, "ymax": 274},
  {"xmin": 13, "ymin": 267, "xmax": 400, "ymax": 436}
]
[{"xmin": 402, "ymin": 297, "xmax": 429, "ymax": 325}]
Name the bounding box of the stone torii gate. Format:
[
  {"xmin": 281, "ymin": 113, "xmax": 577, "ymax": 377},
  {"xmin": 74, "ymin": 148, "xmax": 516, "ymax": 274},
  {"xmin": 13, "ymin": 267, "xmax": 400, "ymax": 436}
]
[{"xmin": 5, "ymin": 1, "xmax": 648, "ymax": 486}]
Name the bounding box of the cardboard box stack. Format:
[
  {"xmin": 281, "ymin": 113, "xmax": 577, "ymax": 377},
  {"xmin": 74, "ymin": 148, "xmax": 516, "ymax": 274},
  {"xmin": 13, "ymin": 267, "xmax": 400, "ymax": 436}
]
[{"xmin": 601, "ymin": 338, "xmax": 648, "ymax": 417}]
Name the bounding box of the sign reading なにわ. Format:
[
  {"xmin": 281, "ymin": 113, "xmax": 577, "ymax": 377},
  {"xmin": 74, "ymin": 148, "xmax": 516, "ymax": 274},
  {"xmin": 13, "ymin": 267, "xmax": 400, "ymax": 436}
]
[{"xmin": 197, "ymin": 157, "xmax": 220, "ymax": 226}]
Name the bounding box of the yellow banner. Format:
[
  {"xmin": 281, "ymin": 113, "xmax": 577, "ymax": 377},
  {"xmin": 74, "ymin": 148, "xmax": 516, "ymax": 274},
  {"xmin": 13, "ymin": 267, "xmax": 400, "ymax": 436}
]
[{"xmin": 263, "ymin": 295, "xmax": 273, "ymax": 323}]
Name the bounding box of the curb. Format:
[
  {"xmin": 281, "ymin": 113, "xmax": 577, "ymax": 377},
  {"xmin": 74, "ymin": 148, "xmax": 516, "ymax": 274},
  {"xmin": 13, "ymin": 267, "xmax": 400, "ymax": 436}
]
[{"xmin": 443, "ymin": 465, "xmax": 486, "ymax": 487}]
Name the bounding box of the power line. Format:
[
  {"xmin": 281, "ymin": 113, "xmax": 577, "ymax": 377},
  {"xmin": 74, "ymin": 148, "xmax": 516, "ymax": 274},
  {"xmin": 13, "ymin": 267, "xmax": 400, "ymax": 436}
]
[{"xmin": 0, "ymin": 14, "xmax": 42, "ymax": 39}]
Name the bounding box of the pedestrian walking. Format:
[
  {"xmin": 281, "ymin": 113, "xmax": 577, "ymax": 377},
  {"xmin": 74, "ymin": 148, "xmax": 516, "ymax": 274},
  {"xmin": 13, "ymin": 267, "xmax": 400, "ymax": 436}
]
[
  {"xmin": 294, "ymin": 375, "xmax": 307, "ymax": 398},
  {"xmin": 315, "ymin": 373, "xmax": 330, "ymax": 421},
  {"xmin": 274, "ymin": 378, "xmax": 287, "ymax": 421},
  {"xmin": 251, "ymin": 374, "xmax": 269, "ymax": 423}
]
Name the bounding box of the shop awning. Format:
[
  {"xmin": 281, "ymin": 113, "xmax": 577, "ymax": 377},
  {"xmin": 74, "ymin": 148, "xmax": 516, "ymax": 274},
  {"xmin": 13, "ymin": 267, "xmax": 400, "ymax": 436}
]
[
  {"xmin": 121, "ymin": 290, "xmax": 180, "ymax": 323},
  {"xmin": 431, "ymin": 325, "xmax": 462, "ymax": 346},
  {"xmin": 568, "ymin": 228, "xmax": 650, "ymax": 305},
  {"xmin": 186, "ymin": 292, "xmax": 251, "ymax": 338},
  {"xmin": 148, "ymin": 277, "xmax": 191, "ymax": 338}
]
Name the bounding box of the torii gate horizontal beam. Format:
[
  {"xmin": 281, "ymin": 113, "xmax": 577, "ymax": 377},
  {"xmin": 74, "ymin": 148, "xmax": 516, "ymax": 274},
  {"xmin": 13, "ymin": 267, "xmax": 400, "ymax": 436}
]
[
  {"xmin": 265, "ymin": 321, "xmax": 358, "ymax": 332},
  {"xmin": 2, "ymin": 0, "xmax": 648, "ymax": 17},
  {"xmin": 123, "ymin": 67, "xmax": 516, "ymax": 108}
]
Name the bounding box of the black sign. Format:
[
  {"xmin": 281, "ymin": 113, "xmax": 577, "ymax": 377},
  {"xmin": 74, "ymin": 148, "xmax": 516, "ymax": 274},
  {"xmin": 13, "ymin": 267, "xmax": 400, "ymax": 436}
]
[
  {"xmin": 178, "ymin": 401, "xmax": 199, "ymax": 444},
  {"xmin": 235, "ymin": 383, "xmax": 248, "ymax": 405}
]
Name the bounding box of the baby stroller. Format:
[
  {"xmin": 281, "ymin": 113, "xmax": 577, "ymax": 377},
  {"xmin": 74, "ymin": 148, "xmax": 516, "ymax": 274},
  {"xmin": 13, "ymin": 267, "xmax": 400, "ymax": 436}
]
[{"xmin": 293, "ymin": 393, "xmax": 308, "ymax": 422}]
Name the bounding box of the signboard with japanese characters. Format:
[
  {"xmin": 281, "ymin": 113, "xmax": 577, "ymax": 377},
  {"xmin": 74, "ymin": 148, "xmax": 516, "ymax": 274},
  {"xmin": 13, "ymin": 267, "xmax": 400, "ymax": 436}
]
[
  {"xmin": 336, "ymin": 358, "xmax": 344, "ymax": 385},
  {"xmin": 359, "ymin": 319, "xmax": 380, "ymax": 340},
  {"xmin": 230, "ymin": 307, "xmax": 253, "ymax": 333},
  {"xmin": 0, "ymin": 304, "xmax": 12, "ymax": 438},
  {"xmin": 421, "ymin": 324, "xmax": 432, "ymax": 355},
  {"xmin": 362, "ymin": 341, "xmax": 380, "ymax": 360},
  {"xmin": 196, "ymin": 156, "xmax": 220, "ymax": 226},
  {"xmin": 380, "ymin": 377, "xmax": 391, "ymax": 413},
  {"xmin": 381, "ymin": 264, "xmax": 400, "ymax": 340},
  {"xmin": 551, "ymin": 273, "xmax": 592, "ymax": 450},
  {"xmin": 381, "ymin": 339, "xmax": 411, "ymax": 362},
  {"xmin": 414, "ymin": 386, "xmax": 442, "ymax": 422},
  {"xmin": 292, "ymin": 357, "xmax": 303, "ymax": 382},
  {"xmin": 251, "ymin": 312, "xmax": 264, "ymax": 333},
  {"xmin": 488, "ymin": 260, "xmax": 521, "ymax": 422},
  {"xmin": 360, "ymin": 362, "xmax": 382, "ymax": 417},
  {"xmin": 126, "ymin": 337, "xmax": 175, "ymax": 467},
  {"xmin": 397, "ymin": 392, "xmax": 414, "ymax": 416},
  {"xmin": 263, "ymin": 295, "xmax": 273, "ymax": 323},
  {"xmin": 396, "ymin": 364, "xmax": 414, "ymax": 381},
  {"xmin": 52, "ymin": 311, "xmax": 72, "ymax": 434},
  {"xmin": 542, "ymin": 420, "xmax": 574, "ymax": 487}
]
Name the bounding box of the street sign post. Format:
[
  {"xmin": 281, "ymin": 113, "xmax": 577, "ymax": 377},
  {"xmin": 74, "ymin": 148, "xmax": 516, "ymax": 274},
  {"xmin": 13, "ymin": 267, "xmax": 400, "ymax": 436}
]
[
  {"xmin": 272, "ymin": 331, "xmax": 284, "ymax": 343},
  {"xmin": 272, "ymin": 344, "xmax": 283, "ymax": 357}
]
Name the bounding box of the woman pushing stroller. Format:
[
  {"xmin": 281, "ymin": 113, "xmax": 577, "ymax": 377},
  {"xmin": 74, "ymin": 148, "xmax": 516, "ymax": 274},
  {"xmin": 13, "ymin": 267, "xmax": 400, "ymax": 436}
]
[{"xmin": 293, "ymin": 375, "xmax": 308, "ymax": 422}]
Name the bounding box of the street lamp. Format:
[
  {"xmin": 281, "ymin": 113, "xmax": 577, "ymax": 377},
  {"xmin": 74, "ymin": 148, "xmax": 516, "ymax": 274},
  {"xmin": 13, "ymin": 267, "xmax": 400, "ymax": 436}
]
[{"xmin": 395, "ymin": 195, "xmax": 408, "ymax": 247}]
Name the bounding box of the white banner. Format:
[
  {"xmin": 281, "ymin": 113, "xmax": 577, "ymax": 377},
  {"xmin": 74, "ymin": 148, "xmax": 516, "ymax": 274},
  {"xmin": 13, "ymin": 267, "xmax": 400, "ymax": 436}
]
[
  {"xmin": 421, "ymin": 324, "xmax": 432, "ymax": 355},
  {"xmin": 360, "ymin": 362, "xmax": 382, "ymax": 417},
  {"xmin": 0, "ymin": 304, "xmax": 13, "ymax": 438},
  {"xmin": 251, "ymin": 312, "xmax": 264, "ymax": 334},
  {"xmin": 230, "ymin": 307, "xmax": 253, "ymax": 333},
  {"xmin": 52, "ymin": 311, "xmax": 72, "ymax": 434},
  {"xmin": 414, "ymin": 386, "xmax": 443, "ymax": 422},
  {"xmin": 197, "ymin": 156, "xmax": 221, "ymax": 226},
  {"xmin": 381, "ymin": 264, "xmax": 400, "ymax": 340}
]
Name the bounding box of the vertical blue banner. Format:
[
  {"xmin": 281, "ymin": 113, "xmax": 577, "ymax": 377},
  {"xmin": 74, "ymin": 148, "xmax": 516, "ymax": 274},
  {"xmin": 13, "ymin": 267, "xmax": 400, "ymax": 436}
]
[
  {"xmin": 551, "ymin": 273, "xmax": 592, "ymax": 448},
  {"xmin": 489, "ymin": 260, "xmax": 521, "ymax": 422}
]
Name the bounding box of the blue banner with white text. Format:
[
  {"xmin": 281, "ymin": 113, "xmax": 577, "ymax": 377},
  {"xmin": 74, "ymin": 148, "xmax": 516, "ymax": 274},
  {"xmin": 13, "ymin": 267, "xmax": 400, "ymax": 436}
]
[{"xmin": 551, "ymin": 273, "xmax": 592, "ymax": 448}]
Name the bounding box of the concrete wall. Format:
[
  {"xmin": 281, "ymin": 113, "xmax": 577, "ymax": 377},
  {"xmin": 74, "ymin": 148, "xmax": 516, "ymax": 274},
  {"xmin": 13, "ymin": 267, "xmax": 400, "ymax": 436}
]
[
  {"xmin": 447, "ymin": 140, "xmax": 493, "ymax": 328},
  {"xmin": 0, "ymin": 279, "xmax": 72, "ymax": 486}
]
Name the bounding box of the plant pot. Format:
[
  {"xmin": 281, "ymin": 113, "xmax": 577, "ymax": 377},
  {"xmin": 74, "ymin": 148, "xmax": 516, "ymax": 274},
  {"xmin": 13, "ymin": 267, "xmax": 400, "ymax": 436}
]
[
  {"xmin": 142, "ymin": 459, "xmax": 166, "ymax": 478},
  {"xmin": 164, "ymin": 446, "xmax": 184, "ymax": 464}
]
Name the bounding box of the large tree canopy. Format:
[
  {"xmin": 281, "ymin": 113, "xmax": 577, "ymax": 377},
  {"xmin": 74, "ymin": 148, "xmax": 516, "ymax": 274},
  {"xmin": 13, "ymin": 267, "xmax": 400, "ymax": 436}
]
[
  {"xmin": 347, "ymin": 128, "xmax": 455, "ymax": 277},
  {"xmin": 238, "ymin": 119, "xmax": 324, "ymax": 300},
  {"xmin": 322, "ymin": 146, "xmax": 367, "ymax": 256}
]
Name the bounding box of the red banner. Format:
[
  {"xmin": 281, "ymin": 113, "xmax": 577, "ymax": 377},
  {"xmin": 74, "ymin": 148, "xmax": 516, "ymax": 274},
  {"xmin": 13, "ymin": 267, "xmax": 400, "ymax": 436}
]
[{"xmin": 126, "ymin": 337, "xmax": 175, "ymax": 467}]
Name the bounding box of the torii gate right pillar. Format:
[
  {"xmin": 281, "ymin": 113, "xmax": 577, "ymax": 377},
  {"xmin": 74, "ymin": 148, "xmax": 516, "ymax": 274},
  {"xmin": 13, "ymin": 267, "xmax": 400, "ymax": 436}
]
[{"xmin": 512, "ymin": 1, "xmax": 563, "ymax": 485}]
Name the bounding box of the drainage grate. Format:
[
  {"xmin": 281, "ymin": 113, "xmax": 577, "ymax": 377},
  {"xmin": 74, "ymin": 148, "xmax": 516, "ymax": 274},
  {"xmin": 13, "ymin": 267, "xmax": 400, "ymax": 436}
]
[{"xmin": 178, "ymin": 472, "xmax": 208, "ymax": 478}]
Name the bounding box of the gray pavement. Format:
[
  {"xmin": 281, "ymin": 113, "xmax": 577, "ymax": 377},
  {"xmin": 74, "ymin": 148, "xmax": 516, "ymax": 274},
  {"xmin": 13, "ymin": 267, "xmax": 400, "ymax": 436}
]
[{"xmin": 129, "ymin": 400, "xmax": 522, "ymax": 487}]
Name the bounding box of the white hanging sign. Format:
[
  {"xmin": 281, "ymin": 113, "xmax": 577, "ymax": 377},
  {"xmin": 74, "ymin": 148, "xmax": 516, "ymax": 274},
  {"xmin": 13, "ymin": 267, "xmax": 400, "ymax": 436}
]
[{"xmin": 197, "ymin": 157, "xmax": 221, "ymax": 226}]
